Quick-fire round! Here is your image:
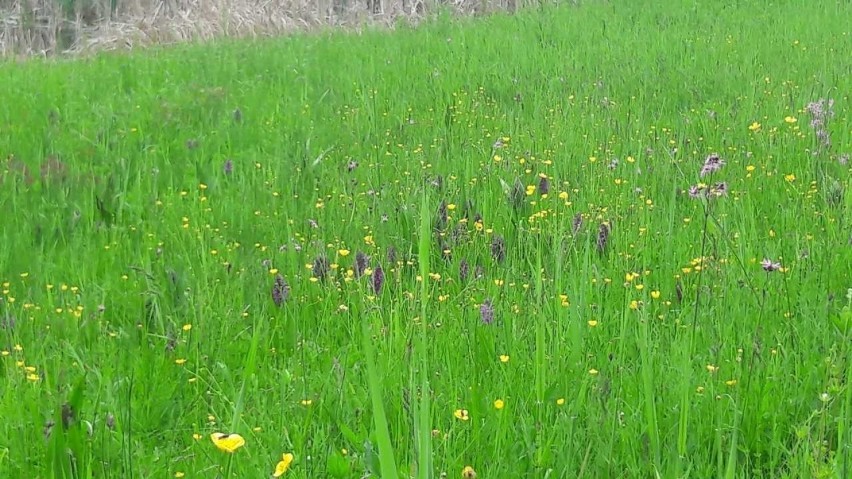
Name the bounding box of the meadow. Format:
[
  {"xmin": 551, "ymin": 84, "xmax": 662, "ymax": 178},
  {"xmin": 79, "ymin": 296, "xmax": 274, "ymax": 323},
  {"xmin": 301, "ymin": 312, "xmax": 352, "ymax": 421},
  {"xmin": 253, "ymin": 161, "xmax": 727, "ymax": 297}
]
[{"xmin": 1, "ymin": 1, "xmax": 851, "ymax": 477}]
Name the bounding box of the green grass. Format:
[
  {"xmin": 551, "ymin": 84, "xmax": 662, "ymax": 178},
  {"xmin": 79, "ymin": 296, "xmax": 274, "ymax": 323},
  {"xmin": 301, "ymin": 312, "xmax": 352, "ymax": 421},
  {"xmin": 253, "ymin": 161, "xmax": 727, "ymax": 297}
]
[{"xmin": 1, "ymin": 1, "xmax": 851, "ymax": 477}]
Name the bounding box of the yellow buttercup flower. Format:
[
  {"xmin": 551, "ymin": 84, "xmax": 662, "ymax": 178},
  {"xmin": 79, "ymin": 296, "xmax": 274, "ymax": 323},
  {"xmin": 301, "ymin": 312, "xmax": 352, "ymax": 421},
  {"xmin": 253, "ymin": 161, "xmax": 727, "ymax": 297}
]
[
  {"xmin": 210, "ymin": 432, "xmax": 245, "ymax": 453},
  {"xmin": 462, "ymin": 466, "xmax": 477, "ymax": 478},
  {"xmin": 273, "ymin": 453, "xmax": 295, "ymax": 477}
]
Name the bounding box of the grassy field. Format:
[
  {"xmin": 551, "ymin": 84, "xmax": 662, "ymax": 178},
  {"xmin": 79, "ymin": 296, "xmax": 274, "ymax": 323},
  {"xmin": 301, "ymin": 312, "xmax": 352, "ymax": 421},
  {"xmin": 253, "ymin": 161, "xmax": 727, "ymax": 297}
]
[{"xmin": 1, "ymin": 1, "xmax": 851, "ymax": 477}]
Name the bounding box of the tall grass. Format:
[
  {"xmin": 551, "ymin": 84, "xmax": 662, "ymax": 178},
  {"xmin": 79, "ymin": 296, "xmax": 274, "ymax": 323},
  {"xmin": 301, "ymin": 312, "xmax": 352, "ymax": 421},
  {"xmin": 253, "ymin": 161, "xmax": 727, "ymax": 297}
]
[{"xmin": 1, "ymin": 0, "xmax": 851, "ymax": 477}]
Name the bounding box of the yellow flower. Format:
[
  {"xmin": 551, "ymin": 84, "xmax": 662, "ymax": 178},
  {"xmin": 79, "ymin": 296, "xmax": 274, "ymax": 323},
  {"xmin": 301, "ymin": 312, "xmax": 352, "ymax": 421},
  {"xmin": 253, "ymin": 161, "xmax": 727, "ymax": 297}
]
[
  {"xmin": 453, "ymin": 409, "xmax": 470, "ymax": 421},
  {"xmin": 748, "ymin": 121, "xmax": 761, "ymax": 132},
  {"xmin": 499, "ymin": 354, "xmax": 510, "ymax": 363},
  {"xmin": 338, "ymin": 249, "xmax": 350, "ymax": 257},
  {"xmin": 556, "ymin": 398, "xmax": 565, "ymax": 406},
  {"xmin": 493, "ymin": 399, "xmax": 505, "ymax": 410},
  {"xmin": 210, "ymin": 432, "xmax": 245, "ymax": 453},
  {"xmin": 784, "ymin": 116, "xmax": 797, "ymax": 123},
  {"xmin": 650, "ymin": 290, "xmax": 661, "ymax": 299},
  {"xmin": 273, "ymin": 453, "xmax": 295, "ymax": 477},
  {"xmin": 462, "ymin": 466, "xmax": 477, "ymax": 478}
]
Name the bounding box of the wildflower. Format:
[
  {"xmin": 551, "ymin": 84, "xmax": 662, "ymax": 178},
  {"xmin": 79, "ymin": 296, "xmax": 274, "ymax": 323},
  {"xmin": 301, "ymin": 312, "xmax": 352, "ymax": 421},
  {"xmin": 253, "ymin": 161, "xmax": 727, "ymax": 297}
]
[
  {"xmin": 454, "ymin": 409, "xmax": 470, "ymax": 421},
  {"xmin": 700, "ymin": 153, "xmax": 724, "ymax": 177},
  {"xmin": 509, "ymin": 178, "xmax": 525, "ymax": 210},
  {"xmin": 538, "ymin": 175, "xmax": 550, "ymax": 195},
  {"xmin": 480, "ymin": 299, "xmax": 495, "ymax": 325},
  {"xmin": 748, "ymin": 121, "xmax": 761, "ymax": 132},
  {"xmin": 436, "ymin": 201, "xmax": 448, "ymax": 230},
  {"xmin": 499, "ymin": 354, "xmax": 510, "ymax": 363},
  {"xmin": 210, "ymin": 433, "xmax": 245, "ymax": 453},
  {"xmin": 273, "ymin": 453, "xmax": 295, "ymax": 477},
  {"xmin": 459, "ymin": 258, "xmax": 470, "ymax": 282},
  {"xmin": 491, "ymin": 235, "xmax": 506, "ymax": 263},
  {"xmin": 493, "ymin": 399, "xmax": 505, "ymax": 410},
  {"xmin": 354, "ymin": 251, "xmax": 370, "ymax": 278},
  {"xmin": 272, "ymin": 274, "xmax": 290, "ymax": 307},
  {"xmin": 761, "ymin": 258, "xmax": 782, "ymax": 272},
  {"xmin": 371, "ymin": 265, "xmax": 384, "ymax": 295},
  {"xmin": 223, "ymin": 159, "xmax": 233, "ymax": 175},
  {"xmin": 462, "ymin": 465, "xmax": 477, "ymax": 478},
  {"xmin": 596, "ymin": 222, "xmax": 610, "ymax": 254},
  {"xmin": 572, "ymin": 212, "xmax": 583, "ymax": 234},
  {"xmin": 312, "ymin": 256, "xmax": 330, "ymax": 281}
]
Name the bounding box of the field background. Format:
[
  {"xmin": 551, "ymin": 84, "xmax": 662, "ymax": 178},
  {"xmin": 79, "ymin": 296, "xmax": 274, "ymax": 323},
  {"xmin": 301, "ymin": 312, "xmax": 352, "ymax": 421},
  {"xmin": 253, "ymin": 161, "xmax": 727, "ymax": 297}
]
[
  {"xmin": 1, "ymin": 0, "xmax": 851, "ymax": 478},
  {"xmin": 1, "ymin": 0, "xmax": 526, "ymax": 57}
]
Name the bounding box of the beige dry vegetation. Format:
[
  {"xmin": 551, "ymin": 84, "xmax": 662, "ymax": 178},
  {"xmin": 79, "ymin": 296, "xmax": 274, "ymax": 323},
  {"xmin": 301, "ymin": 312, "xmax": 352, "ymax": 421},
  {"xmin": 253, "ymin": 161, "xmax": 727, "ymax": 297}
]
[{"xmin": 0, "ymin": 0, "xmax": 527, "ymax": 58}]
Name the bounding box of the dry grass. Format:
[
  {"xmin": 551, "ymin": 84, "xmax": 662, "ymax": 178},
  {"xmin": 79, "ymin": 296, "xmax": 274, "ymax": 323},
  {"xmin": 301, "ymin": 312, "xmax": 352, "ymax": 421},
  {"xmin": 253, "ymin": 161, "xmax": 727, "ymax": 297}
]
[{"xmin": 0, "ymin": 0, "xmax": 525, "ymax": 58}]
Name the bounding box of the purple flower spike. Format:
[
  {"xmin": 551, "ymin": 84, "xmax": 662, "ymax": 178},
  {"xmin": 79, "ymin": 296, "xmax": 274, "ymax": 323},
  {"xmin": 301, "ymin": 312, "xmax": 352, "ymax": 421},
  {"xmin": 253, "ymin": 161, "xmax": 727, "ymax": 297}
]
[
  {"xmin": 372, "ymin": 265, "xmax": 385, "ymax": 295},
  {"xmin": 480, "ymin": 299, "xmax": 495, "ymax": 325},
  {"xmin": 272, "ymin": 274, "xmax": 290, "ymax": 307}
]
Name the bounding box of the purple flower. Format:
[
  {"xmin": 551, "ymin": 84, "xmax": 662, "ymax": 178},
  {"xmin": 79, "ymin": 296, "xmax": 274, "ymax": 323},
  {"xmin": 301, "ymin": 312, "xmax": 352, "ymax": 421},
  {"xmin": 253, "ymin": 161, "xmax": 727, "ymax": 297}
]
[
  {"xmin": 608, "ymin": 158, "xmax": 619, "ymax": 170},
  {"xmin": 223, "ymin": 159, "xmax": 233, "ymax": 175},
  {"xmin": 688, "ymin": 185, "xmax": 702, "ymax": 199},
  {"xmin": 372, "ymin": 265, "xmax": 385, "ymax": 295},
  {"xmin": 312, "ymin": 256, "xmax": 330, "ymax": 281},
  {"xmin": 538, "ymin": 175, "xmax": 550, "ymax": 195},
  {"xmin": 480, "ymin": 299, "xmax": 495, "ymax": 324},
  {"xmin": 272, "ymin": 274, "xmax": 289, "ymax": 307},
  {"xmin": 572, "ymin": 212, "xmax": 583, "ymax": 234},
  {"xmin": 436, "ymin": 200, "xmax": 448, "ymax": 230},
  {"xmin": 761, "ymin": 258, "xmax": 781, "ymax": 272},
  {"xmin": 597, "ymin": 222, "xmax": 610, "ymax": 254},
  {"xmin": 711, "ymin": 182, "xmax": 728, "ymax": 197},
  {"xmin": 459, "ymin": 258, "xmax": 470, "ymax": 282},
  {"xmin": 491, "ymin": 235, "xmax": 506, "ymax": 263},
  {"xmin": 700, "ymin": 153, "xmax": 724, "ymax": 177},
  {"xmin": 355, "ymin": 251, "xmax": 369, "ymax": 278}
]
